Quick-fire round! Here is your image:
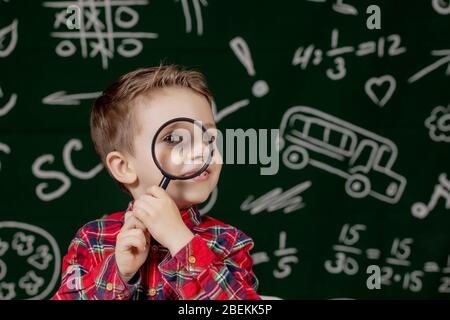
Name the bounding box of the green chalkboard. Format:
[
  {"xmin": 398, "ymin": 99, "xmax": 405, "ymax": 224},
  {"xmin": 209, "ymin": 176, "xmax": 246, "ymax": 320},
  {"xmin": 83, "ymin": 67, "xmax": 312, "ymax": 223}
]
[{"xmin": 0, "ymin": 0, "xmax": 449, "ymax": 299}]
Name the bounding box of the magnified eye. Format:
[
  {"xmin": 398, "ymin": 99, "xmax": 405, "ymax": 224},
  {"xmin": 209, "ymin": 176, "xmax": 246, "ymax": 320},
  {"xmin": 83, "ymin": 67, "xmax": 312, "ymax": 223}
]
[{"xmin": 163, "ymin": 133, "xmax": 183, "ymax": 145}]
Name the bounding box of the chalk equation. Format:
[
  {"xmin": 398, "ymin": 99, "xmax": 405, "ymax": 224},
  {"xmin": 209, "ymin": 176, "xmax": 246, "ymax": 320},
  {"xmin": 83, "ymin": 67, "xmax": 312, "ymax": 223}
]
[
  {"xmin": 278, "ymin": 106, "xmax": 406, "ymax": 204},
  {"xmin": 324, "ymin": 223, "xmax": 367, "ymax": 276},
  {"xmin": 252, "ymin": 231, "xmax": 299, "ymax": 279},
  {"xmin": 325, "ymin": 223, "xmax": 450, "ymax": 293},
  {"xmin": 43, "ymin": 0, "xmax": 158, "ymax": 69},
  {"xmin": 292, "ymin": 29, "xmax": 406, "ymax": 81},
  {"xmin": 0, "ymin": 221, "xmax": 61, "ymax": 300}
]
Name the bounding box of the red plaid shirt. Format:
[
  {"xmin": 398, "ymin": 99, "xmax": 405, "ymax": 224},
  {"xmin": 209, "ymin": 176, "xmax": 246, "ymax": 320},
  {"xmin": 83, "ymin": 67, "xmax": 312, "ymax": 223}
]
[{"xmin": 52, "ymin": 203, "xmax": 260, "ymax": 300}]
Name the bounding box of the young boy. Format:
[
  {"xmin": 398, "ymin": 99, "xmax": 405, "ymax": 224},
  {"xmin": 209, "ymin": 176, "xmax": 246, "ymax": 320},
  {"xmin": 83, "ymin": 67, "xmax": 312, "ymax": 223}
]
[{"xmin": 52, "ymin": 65, "xmax": 260, "ymax": 300}]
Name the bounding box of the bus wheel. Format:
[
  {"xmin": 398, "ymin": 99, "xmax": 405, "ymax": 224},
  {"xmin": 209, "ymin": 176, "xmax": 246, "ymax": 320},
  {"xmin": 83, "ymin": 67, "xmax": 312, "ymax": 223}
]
[
  {"xmin": 282, "ymin": 145, "xmax": 309, "ymax": 170},
  {"xmin": 345, "ymin": 174, "xmax": 371, "ymax": 198}
]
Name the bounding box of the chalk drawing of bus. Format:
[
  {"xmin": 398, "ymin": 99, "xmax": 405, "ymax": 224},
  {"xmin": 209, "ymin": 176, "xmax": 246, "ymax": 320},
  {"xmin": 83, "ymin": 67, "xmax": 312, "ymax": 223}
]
[{"xmin": 278, "ymin": 106, "xmax": 406, "ymax": 204}]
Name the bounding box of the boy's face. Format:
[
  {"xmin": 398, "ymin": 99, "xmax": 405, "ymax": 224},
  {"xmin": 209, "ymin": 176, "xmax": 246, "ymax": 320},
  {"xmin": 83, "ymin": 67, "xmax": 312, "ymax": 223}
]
[{"xmin": 129, "ymin": 87, "xmax": 222, "ymax": 209}]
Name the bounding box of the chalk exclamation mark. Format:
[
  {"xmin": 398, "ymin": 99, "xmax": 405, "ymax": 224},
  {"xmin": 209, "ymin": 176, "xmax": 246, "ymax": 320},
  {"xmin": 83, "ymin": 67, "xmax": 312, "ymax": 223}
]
[{"xmin": 229, "ymin": 37, "xmax": 269, "ymax": 98}]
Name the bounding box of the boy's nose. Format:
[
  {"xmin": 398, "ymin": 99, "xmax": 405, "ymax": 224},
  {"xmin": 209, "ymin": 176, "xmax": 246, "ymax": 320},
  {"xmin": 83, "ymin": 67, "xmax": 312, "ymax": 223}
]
[{"xmin": 189, "ymin": 146, "xmax": 205, "ymax": 164}]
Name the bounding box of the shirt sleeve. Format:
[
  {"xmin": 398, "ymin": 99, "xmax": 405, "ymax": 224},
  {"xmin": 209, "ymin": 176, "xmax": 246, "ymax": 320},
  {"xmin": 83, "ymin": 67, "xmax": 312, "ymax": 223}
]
[
  {"xmin": 158, "ymin": 231, "xmax": 260, "ymax": 300},
  {"xmin": 52, "ymin": 229, "xmax": 140, "ymax": 300}
]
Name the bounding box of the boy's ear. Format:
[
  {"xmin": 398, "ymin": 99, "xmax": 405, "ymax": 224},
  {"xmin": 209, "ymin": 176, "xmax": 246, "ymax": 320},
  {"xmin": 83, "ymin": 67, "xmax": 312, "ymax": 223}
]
[{"xmin": 105, "ymin": 151, "xmax": 137, "ymax": 185}]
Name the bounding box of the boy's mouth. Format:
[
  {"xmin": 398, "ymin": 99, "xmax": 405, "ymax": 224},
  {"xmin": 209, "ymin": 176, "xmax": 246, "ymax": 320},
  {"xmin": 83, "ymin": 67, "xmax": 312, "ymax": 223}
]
[{"xmin": 182, "ymin": 165, "xmax": 210, "ymax": 180}]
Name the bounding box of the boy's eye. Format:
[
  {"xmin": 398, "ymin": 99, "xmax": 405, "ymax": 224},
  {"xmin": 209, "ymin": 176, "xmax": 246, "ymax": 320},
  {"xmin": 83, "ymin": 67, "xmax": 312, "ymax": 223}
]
[
  {"xmin": 163, "ymin": 134, "xmax": 183, "ymax": 145},
  {"xmin": 208, "ymin": 135, "xmax": 216, "ymax": 144}
]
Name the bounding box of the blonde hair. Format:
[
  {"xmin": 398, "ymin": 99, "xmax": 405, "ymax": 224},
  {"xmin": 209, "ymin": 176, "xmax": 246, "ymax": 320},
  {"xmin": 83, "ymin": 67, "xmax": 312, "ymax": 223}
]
[{"xmin": 90, "ymin": 64, "xmax": 213, "ymax": 193}]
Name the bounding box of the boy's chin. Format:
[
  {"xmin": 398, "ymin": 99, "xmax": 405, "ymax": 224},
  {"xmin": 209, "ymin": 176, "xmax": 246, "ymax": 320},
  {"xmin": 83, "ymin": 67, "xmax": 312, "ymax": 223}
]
[{"xmin": 175, "ymin": 190, "xmax": 210, "ymax": 209}]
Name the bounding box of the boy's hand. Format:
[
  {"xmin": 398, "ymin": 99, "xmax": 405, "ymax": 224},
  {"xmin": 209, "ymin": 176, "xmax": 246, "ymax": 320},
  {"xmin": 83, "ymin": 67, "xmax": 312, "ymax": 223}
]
[
  {"xmin": 115, "ymin": 211, "xmax": 150, "ymax": 283},
  {"xmin": 133, "ymin": 186, "xmax": 194, "ymax": 257}
]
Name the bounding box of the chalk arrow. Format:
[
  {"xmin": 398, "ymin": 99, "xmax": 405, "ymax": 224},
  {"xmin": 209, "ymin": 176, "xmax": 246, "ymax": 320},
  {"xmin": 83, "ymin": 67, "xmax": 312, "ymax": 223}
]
[
  {"xmin": 408, "ymin": 49, "xmax": 450, "ymax": 83},
  {"xmin": 42, "ymin": 91, "xmax": 102, "ymax": 105}
]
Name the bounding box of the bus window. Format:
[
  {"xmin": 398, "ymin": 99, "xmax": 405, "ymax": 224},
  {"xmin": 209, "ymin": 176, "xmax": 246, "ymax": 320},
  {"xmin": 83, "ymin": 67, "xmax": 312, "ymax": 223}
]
[
  {"xmin": 289, "ymin": 115, "xmax": 307, "ymax": 135},
  {"xmin": 327, "ymin": 128, "xmax": 344, "ymax": 149},
  {"xmin": 349, "ymin": 141, "xmax": 377, "ymax": 170},
  {"xmin": 340, "ymin": 133, "xmax": 355, "ymax": 153},
  {"xmin": 375, "ymin": 145, "xmax": 394, "ymax": 169},
  {"xmin": 307, "ymin": 120, "xmax": 325, "ymax": 141}
]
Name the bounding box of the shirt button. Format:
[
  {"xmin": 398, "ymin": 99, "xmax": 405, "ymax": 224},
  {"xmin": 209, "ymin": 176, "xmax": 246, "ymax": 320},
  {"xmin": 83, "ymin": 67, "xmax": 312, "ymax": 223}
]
[
  {"xmin": 151, "ymin": 245, "xmax": 159, "ymax": 253},
  {"xmin": 148, "ymin": 287, "xmax": 157, "ymax": 297},
  {"xmin": 188, "ymin": 255, "xmax": 196, "ymax": 264},
  {"xmin": 106, "ymin": 283, "xmax": 114, "ymax": 291}
]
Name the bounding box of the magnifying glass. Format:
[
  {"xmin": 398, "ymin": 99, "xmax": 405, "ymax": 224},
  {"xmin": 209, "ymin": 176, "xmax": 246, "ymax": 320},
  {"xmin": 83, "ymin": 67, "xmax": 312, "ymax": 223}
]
[{"xmin": 151, "ymin": 117, "xmax": 214, "ymax": 190}]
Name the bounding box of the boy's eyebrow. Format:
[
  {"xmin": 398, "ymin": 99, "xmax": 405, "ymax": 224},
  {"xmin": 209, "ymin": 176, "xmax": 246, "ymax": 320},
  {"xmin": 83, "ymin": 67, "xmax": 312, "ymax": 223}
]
[{"xmin": 157, "ymin": 121, "xmax": 216, "ymax": 136}]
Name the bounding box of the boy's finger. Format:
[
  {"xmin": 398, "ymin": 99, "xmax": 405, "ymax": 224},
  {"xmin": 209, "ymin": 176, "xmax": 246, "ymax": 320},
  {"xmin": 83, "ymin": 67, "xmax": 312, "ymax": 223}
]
[
  {"xmin": 129, "ymin": 216, "xmax": 147, "ymax": 231},
  {"xmin": 119, "ymin": 235, "xmax": 147, "ymax": 252},
  {"xmin": 143, "ymin": 229, "xmax": 151, "ymax": 244},
  {"xmin": 139, "ymin": 194, "xmax": 160, "ymax": 211},
  {"xmin": 133, "ymin": 208, "xmax": 152, "ymax": 229},
  {"xmin": 133, "ymin": 201, "xmax": 156, "ymax": 218},
  {"xmin": 119, "ymin": 228, "xmax": 145, "ymax": 239},
  {"xmin": 123, "ymin": 212, "xmax": 147, "ymax": 231}
]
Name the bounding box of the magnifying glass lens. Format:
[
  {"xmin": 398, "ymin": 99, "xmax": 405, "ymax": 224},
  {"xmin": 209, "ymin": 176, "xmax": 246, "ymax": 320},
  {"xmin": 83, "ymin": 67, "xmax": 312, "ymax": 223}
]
[{"xmin": 152, "ymin": 118, "xmax": 213, "ymax": 182}]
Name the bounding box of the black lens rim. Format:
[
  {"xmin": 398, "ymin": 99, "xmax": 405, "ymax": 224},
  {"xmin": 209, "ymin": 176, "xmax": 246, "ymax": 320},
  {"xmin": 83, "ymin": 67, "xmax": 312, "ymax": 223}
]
[{"xmin": 151, "ymin": 117, "xmax": 214, "ymax": 181}]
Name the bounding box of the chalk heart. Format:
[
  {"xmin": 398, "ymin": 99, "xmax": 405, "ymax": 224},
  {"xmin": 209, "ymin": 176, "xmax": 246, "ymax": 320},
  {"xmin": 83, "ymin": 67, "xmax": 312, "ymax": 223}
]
[{"xmin": 365, "ymin": 75, "xmax": 396, "ymax": 108}]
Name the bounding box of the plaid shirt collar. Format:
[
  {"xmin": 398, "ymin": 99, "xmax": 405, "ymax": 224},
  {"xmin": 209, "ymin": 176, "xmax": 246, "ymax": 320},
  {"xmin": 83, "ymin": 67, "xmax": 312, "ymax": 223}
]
[{"xmin": 126, "ymin": 200, "xmax": 201, "ymax": 229}]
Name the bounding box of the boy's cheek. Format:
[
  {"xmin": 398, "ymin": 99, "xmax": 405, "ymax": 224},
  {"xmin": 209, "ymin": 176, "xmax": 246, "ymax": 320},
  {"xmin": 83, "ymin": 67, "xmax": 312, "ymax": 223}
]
[
  {"xmin": 210, "ymin": 162, "xmax": 222, "ymax": 180},
  {"xmin": 133, "ymin": 148, "xmax": 161, "ymax": 176},
  {"xmin": 135, "ymin": 161, "xmax": 163, "ymax": 187},
  {"xmin": 209, "ymin": 164, "xmax": 221, "ymax": 191},
  {"xmin": 210, "ymin": 151, "xmax": 223, "ymax": 171}
]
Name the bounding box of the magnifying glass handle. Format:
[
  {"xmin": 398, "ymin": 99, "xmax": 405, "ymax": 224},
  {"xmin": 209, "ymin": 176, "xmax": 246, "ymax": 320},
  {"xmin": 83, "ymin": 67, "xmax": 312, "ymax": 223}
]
[{"xmin": 159, "ymin": 176, "xmax": 171, "ymax": 190}]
